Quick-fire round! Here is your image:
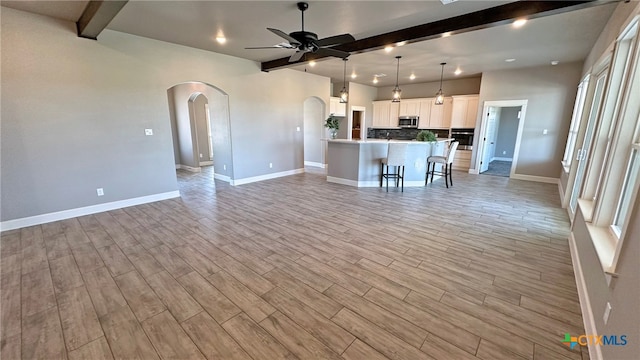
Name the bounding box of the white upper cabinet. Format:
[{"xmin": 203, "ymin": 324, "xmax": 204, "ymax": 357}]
[
  {"xmin": 399, "ymin": 99, "xmax": 420, "ymax": 117},
  {"xmin": 418, "ymin": 99, "xmax": 432, "ymax": 129},
  {"xmin": 329, "ymin": 97, "xmax": 346, "ymax": 117},
  {"xmin": 429, "ymin": 97, "xmax": 453, "ymax": 129},
  {"xmin": 451, "ymin": 95, "xmax": 479, "ymax": 128}
]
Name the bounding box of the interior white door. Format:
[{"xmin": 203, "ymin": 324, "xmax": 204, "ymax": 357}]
[{"xmin": 480, "ymin": 107, "xmax": 498, "ymax": 173}]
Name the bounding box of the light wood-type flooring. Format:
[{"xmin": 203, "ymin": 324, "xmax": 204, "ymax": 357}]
[{"xmin": 0, "ymin": 167, "xmax": 589, "ymax": 360}]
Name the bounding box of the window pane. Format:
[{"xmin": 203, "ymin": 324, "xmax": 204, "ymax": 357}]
[{"xmin": 613, "ymin": 148, "xmax": 639, "ymax": 232}]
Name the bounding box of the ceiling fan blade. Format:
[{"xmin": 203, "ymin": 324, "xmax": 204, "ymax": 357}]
[
  {"xmin": 315, "ymin": 47, "xmax": 350, "ymax": 59},
  {"xmin": 245, "ymin": 46, "xmax": 292, "ymax": 49},
  {"xmin": 289, "ymin": 51, "xmax": 307, "ymax": 62},
  {"xmin": 316, "ymin": 33, "xmax": 355, "ymax": 47},
  {"xmin": 267, "ymin": 28, "xmax": 301, "ymax": 47}
]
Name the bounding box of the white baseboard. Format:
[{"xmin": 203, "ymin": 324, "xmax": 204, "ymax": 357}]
[
  {"xmin": 468, "ymin": 168, "xmax": 480, "ymax": 175},
  {"xmin": 213, "ymin": 174, "xmax": 231, "ymax": 183},
  {"xmin": 0, "ymin": 190, "xmax": 181, "ymax": 232},
  {"xmin": 199, "ymin": 161, "xmax": 213, "ymax": 166},
  {"xmin": 231, "ymin": 168, "xmax": 305, "ymax": 186},
  {"xmin": 176, "ymin": 164, "xmax": 201, "ymax": 172},
  {"xmin": 492, "ymin": 157, "xmax": 513, "ymax": 162},
  {"xmin": 568, "ymin": 232, "xmax": 602, "ymax": 360},
  {"xmin": 510, "ymin": 174, "xmax": 559, "ymax": 184},
  {"xmin": 304, "ymin": 161, "xmax": 326, "ymax": 169}
]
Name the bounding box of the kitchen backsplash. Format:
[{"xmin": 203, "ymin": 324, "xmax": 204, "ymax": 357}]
[{"xmin": 367, "ymin": 128, "xmax": 449, "ymax": 140}]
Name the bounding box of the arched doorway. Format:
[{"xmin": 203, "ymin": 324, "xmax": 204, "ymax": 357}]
[
  {"xmin": 167, "ymin": 82, "xmax": 233, "ymax": 182},
  {"xmin": 303, "ymin": 96, "xmax": 326, "ymax": 168}
]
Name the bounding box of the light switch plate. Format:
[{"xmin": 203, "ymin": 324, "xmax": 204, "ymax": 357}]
[
  {"xmin": 145, "ymin": 129, "xmax": 153, "ymax": 136},
  {"xmin": 603, "ymin": 302, "xmax": 612, "ymax": 324}
]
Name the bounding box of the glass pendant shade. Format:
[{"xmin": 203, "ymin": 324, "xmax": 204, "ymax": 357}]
[
  {"xmin": 391, "ymin": 56, "xmax": 402, "ymax": 102},
  {"xmin": 340, "ymin": 58, "xmax": 349, "ymax": 103},
  {"xmin": 435, "ymin": 62, "xmax": 446, "ymax": 105}
]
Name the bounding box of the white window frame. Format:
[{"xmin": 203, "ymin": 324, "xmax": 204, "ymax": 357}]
[{"xmin": 562, "ymin": 77, "xmax": 589, "ymax": 172}]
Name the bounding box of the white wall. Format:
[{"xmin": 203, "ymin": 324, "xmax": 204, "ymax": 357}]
[
  {"xmin": 0, "ymin": 7, "xmax": 329, "ymax": 224},
  {"xmin": 475, "ymin": 62, "xmax": 583, "ymax": 179}
]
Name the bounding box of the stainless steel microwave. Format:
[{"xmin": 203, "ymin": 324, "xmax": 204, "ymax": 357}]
[{"xmin": 398, "ymin": 116, "xmax": 419, "ymax": 128}]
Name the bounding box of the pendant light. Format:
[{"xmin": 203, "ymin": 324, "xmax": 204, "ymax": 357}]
[
  {"xmin": 392, "ymin": 56, "xmax": 402, "ymax": 102},
  {"xmin": 340, "ymin": 58, "xmax": 349, "ymax": 103},
  {"xmin": 435, "ymin": 62, "xmax": 446, "ymax": 105}
]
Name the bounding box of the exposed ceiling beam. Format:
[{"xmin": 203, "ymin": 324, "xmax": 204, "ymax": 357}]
[
  {"xmin": 261, "ymin": 0, "xmax": 617, "ymax": 72},
  {"xmin": 77, "ymin": 0, "xmax": 128, "ymax": 40}
]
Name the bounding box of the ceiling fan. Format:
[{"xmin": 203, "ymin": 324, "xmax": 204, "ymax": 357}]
[{"xmin": 246, "ymin": 2, "xmax": 355, "ymax": 62}]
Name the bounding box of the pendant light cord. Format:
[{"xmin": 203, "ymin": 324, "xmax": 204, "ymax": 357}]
[
  {"xmin": 395, "ymin": 56, "xmax": 401, "ymax": 87},
  {"xmin": 343, "ymin": 58, "xmax": 347, "ymax": 88},
  {"xmin": 439, "ymin": 62, "xmax": 444, "ymax": 90}
]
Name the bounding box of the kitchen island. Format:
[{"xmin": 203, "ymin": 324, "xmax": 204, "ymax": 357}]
[{"xmin": 326, "ymin": 138, "xmax": 453, "ymax": 187}]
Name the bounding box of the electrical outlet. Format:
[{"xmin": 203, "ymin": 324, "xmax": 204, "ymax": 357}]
[
  {"xmin": 296, "ymin": 126, "xmax": 301, "ymax": 132},
  {"xmin": 199, "ymin": 153, "xmax": 203, "ymax": 158},
  {"xmin": 543, "ymin": 129, "xmax": 548, "ymax": 135},
  {"xmin": 603, "ymin": 302, "xmax": 612, "ymax": 324},
  {"xmin": 223, "ymin": 164, "xmax": 227, "ymax": 170},
  {"xmin": 269, "ymin": 163, "xmax": 273, "ymax": 168},
  {"xmin": 96, "ymin": 188, "xmax": 104, "ymax": 196},
  {"xmin": 503, "ymin": 151, "xmax": 506, "ymax": 155},
  {"xmin": 144, "ymin": 129, "xmax": 153, "ymax": 136}
]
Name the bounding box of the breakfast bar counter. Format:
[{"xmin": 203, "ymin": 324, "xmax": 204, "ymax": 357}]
[{"xmin": 326, "ymin": 138, "xmax": 453, "ymax": 187}]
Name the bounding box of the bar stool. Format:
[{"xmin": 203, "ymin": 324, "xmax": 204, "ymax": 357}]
[
  {"xmin": 380, "ymin": 142, "xmax": 408, "ymax": 192},
  {"xmin": 426, "ymin": 141, "xmax": 459, "ymax": 188}
]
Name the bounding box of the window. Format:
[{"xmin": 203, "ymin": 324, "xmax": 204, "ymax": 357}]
[
  {"xmin": 612, "ymin": 141, "xmax": 640, "ymax": 235},
  {"xmin": 562, "ymin": 77, "xmax": 589, "ymax": 172}
]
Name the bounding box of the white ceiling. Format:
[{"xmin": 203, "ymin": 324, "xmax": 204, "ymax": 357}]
[{"xmin": 1, "ymin": 1, "xmax": 619, "ymax": 87}]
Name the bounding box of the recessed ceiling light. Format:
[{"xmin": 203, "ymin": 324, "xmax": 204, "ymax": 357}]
[
  {"xmin": 440, "ymin": 0, "xmax": 459, "ymax": 4},
  {"xmin": 454, "ymin": 68, "xmax": 462, "ymax": 75},
  {"xmin": 409, "ymin": 74, "xmax": 416, "ymax": 80},
  {"xmin": 373, "ymin": 77, "xmax": 379, "ymax": 84},
  {"xmin": 309, "ymin": 61, "xmax": 316, "ymax": 67},
  {"xmin": 384, "ymin": 46, "xmax": 393, "ymax": 53},
  {"xmin": 216, "ymin": 36, "xmax": 226, "ymax": 44},
  {"xmin": 505, "ymin": 58, "xmax": 516, "ymax": 62},
  {"xmin": 396, "ymin": 41, "xmax": 407, "ymax": 47},
  {"xmin": 513, "ymin": 19, "xmax": 527, "ymax": 28},
  {"xmin": 442, "ymin": 32, "xmax": 452, "ymax": 38},
  {"xmin": 374, "ymin": 73, "xmax": 387, "ymax": 77},
  {"xmin": 351, "ymin": 73, "xmax": 357, "ymax": 79},
  {"xmin": 551, "ymin": 60, "xmax": 559, "ymax": 65}
]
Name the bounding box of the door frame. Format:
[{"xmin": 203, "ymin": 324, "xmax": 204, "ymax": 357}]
[
  {"xmin": 348, "ymin": 106, "xmax": 366, "ymax": 140},
  {"xmin": 474, "ymin": 99, "xmax": 528, "ymax": 177}
]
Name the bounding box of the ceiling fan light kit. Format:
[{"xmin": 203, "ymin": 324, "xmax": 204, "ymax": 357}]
[
  {"xmin": 435, "ymin": 62, "xmax": 446, "ymax": 105},
  {"xmin": 392, "ymin": 56, "xmax": 402, "ymax": 103},
  {"xmin": 247, "ymin": 2, "xmax": 354, "ymax": 63},
  {"xmin": 340, "ymin": 58, "xmax": 349, "ymax": 103}
]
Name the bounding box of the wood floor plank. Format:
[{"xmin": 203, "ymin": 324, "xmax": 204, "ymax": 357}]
[
  {"xmin": 363, "ymin": 287, "xmax": 480, "ymax": 355},
  {"xmin": 21, "ymin": 267, "xmax": 56, "ymax": 318},
  {"xmin": 68, "ymin": 336, "xmax": 114, "ymax": 360},
  {"xmin": 177, "ymin": 271, "xmax": 241, "ymax": 323},
  {"xmin": 142, "ymin": 311, "xmax": 205, "ymax": 360},
  {"xmin": 341, "ymin": 339, "xmax": 390, "ymax": 360},
  {"xmin": 267, "ymin": 253, "xmax": 333, "ymax": 292},
  {"xmin": 21, "ymin": 307, "xmax": 67, "ymax": 360},
  {"xmin": 222, "ymin": 313, "xmax": 297, "ymax": 360},
  {"xmin": 21, "ymin": 243, "xmax": 48, "ymax": 275},
  {"xmin": 421, "ymin": 334, "xmax": 478, "ymax": 360},
  {"xmin": 1, "ymin": 270, "xmax": 22, "ymax": 339},
  {"xmin": 324, "ymin": 285, "xmax": 428, "ymax": 348},
  {"xmin": 213, "ymin": 255, "xmax": 275, "ymax": 295},
  {"xmin": 96, "ymin": 244, "xmax": 135, "ymax": 277},
  {"xmin": 50, "ymin": 254, "xmax": 84, "ymax": 294},
  {"xmin": 1, "ymin": 333, "xmax": 21, "ymax": 360},
  {"xmin": 115, "ymin": 271, "xmax": 166, "ymax": 321},
  {"xmin": 181, "ymin": 311, "xmax": 252, "ymax": 360},
  {"xmin": 147, "ymin": 244, "xmax": 194, "ymax": 278},
  {"xmin": 173, "ymin": 245, "xmax": 221, "ymax": 277},
  {"xmin": 146, "ymin": 271, "xmax": 202, "ymax": 322},
  {"xmin": 57, "ymin": 285, "xmax": 104, "ymax": 351},
  {"xmin": 263, "ymin": 267, "xmax": 343, "ymax": 318},
  {"xmin": 220, "ymin": 243, "xmax": 275, "ymax": 275},
  {"xmin": 477, "ymin": 339, "xmax": 528, "ymax": 360},
  {"xmin": 520, "ymin": 296, "xmax": 585, "ymax": 330},
  {"xmin": 262, "ymin": 287, "xmax": 355, "ymax": 354},
  {"xmin": 121, "ymin": 244, "xmax": 165, "ymax": 278},
  {"xmin": 331, "ymin": 308, "xmax": 432, "ymax": 360},
  {"xmin": 99, "ymin": 305, "xmax": 159, "ymax": 360},
  {"xmin": 260, "ymin": 311, "xmax": 343, "ymax": 360},
  {"xmin": 326, "ymin": 257, "xmax": 410, "ymax": 299},
  {"xmin": 296, "ymin": 255, "xmax": 372, "ymax": 296},
  {"xmin": 83, "ymin": 267, "xmax": 128, "ymax": 317},
  {"xmin": 70, "ymin": 242, "xmax": 104, "ymax": 274},
  {"xmin": 207, "ymin": 270, "xmax": 275, "ymax": 322}
]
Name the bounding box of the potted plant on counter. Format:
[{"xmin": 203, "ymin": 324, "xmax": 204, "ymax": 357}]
[
  {"xmin": 325, "ymin": 114, "xmax": 340, "ymax": 139},
  {"xmin": 416, "ymin": 130, "xmax": 437, "ymax": 142}
]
